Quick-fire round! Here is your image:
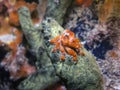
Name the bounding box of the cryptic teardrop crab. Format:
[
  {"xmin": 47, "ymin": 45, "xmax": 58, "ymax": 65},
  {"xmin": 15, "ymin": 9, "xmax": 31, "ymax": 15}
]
[{"xmin": 50, "ymin": 29, "xmax": 85, "ymax": 61}]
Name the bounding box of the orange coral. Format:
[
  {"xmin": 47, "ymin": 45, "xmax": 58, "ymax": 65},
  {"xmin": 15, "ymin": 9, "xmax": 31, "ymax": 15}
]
[
  {"xmin": 50, "ymin": 29, "xmax": 84, "ymax": 61},
  {"xmin": 13, "ymin": 0, "xmax": 37, "ymax": 12},
  {"xmin": 9, "ymin": 11, "xmax": 20, "ymax": 27},
  {"xmin": 9, "ymin": 0, "xmax": 37, "ymax": 27},
  {"xmin": 109, "ymin": 51, "xmax": 118, "ymax": 59},
  {"xmin": 0, "ymin": 17, "xmax": 22, "ymax": 53},
  {"xmin": 75, "ymin": 0, "xmax": 93, "ymax": 7},
  {"xmin": 76, "ymin": 0, "xmax": 84, "ymax": 5}
]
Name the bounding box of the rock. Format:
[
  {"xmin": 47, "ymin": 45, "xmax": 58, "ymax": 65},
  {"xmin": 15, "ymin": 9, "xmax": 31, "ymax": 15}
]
[
  {"xmin": 18, "ymin": 7, "xmax": 60, "ymax": 90},
  {"xmin": 17, "ymin": 7, "xmax": 104, "ymax": 90},
  {"xmin": 45, "ymin": 0, "xmax": 73, "ymax": 25},
  {"xmin": 18, "ymin": 66, "xmax": 59, "ymax": 90}
]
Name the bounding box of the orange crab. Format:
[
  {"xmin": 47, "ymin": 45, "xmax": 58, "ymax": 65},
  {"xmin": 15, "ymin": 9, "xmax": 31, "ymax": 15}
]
[{"xmin": 50, "ymin": 29, "xmax": 85, "ymax": 61}]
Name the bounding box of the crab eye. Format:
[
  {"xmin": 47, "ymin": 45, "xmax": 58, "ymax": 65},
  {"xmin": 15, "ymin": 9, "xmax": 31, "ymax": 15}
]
[
  {"xmin": 64, "ymin": 32, "xmax": 69, "ymax": 36},
  {"xmin": 64, "ymin": 34, "xmax": 68, "ymax": 37}
]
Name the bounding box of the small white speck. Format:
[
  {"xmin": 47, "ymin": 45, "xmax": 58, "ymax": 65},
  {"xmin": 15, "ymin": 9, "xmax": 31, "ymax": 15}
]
[{"xmin": 0, "ymin": 34, "xmax": 16, "ymax": 44}]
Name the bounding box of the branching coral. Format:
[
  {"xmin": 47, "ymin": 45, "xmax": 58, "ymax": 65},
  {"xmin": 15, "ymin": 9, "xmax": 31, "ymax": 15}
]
[{"xmin": 50, "ymin": 29, "xmax": 84, "ymax": 61}]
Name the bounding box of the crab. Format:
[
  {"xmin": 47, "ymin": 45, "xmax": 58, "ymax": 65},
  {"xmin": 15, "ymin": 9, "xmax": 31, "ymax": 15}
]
[{"xmin": 50, "ymin": 29, "xmax": 85, "ymax": 61}]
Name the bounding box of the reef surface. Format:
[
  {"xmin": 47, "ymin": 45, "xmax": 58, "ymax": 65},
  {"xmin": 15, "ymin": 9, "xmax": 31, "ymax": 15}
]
[{"xmin": 0, "ymin": 0, "xmax": 119, "ymax": 90}]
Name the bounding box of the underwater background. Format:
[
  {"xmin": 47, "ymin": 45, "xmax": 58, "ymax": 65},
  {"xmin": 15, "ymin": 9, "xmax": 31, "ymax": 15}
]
[{"xmin": 0, "ymin": 0, "xmax": 119, "ymax": 90}]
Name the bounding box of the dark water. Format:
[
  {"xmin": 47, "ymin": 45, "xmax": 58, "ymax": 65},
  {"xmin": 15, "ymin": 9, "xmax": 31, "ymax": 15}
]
[{"xmin": 85, "ymin": 38, "xmax": 113, "ymax": 59}]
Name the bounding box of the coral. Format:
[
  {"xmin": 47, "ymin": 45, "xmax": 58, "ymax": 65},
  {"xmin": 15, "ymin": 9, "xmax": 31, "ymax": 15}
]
[
  {"xmin": 0, "ymin": 17, "xmax": 22, "ymax": 53},
  {"xmin": 98, "ymin": 0, "xmax": 114, "ymax": 24},
  {"xmin": 1, "ymin": 46, "xmax": 36, "ymax": 80},
  {"xmin": 9, "ymin": 0, "xmax": 37, "ymax": 27},
  {"xmin": 9, "ymin": 11, "xmax": 20, "ymax": 27},
  {"xmin": 75, "ymin": 0, "xmax": 84, "ymax": 5},
  {"xmin": 0, "ymin": 0, "xmax": 17, "ymax": 17},
  {"xmin": 0, "ymin": 0, "xmax": 36, "ymax": 80},
  {"xmin": 0, "ymin": 1, "xmax": 8, "ymax": 16},
  {"xmin": 0, "ymin": 17, "xmax": 36, "ymax": 80},
  {"xmin": 13, "ymin": 0, "xmax": 37, "ymax": 12},
  {"xmin": 50, "ymin": 29, "xmax": 84, "ymax": 61},
  {"xmin": 18, "ymin": 9, "xmax": 104, "ymax": 89},
  {"xmin": 36, "ymin": 0, "xmax": 48, "ymax": 23},
  {"xmin": 97, "ymin": 48, "xmax": 120, "ymax": 90},
  {"xmin": 75, "ymin": 0, "xmax": 93, "ymax": 7},
  {"xmin": 0, "ymin": 1, "xmax": 9, "ymax": 27}
]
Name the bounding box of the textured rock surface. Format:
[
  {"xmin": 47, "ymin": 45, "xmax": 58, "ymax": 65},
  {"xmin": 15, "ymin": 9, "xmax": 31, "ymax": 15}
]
[
  {"xmin": 45, "ymin": 0, "xmax": 73, "ymax": 25},
  {"xmin": 18, "ymin": 6, "xmax": 60, "ymax": 90},
  {"xmin": 54, "ymin": 49, "xmax": 104, "ymax": 90},
  {"xmin": 18, "ymin": 7, "xmax": 103, "ymax": 90}
]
